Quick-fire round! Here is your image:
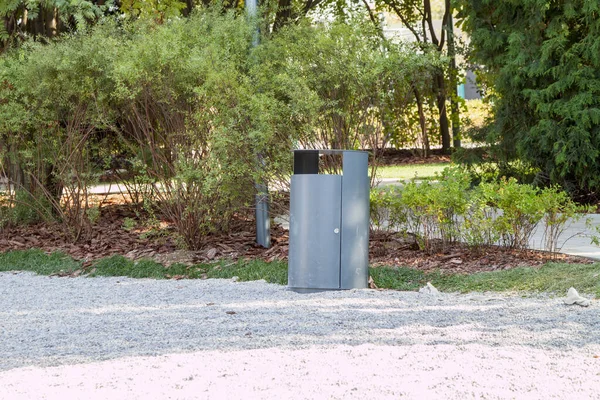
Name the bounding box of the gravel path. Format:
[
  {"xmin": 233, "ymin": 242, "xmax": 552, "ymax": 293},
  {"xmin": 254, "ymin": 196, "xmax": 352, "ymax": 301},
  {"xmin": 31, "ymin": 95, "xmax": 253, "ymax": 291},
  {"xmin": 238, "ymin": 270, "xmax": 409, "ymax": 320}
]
[{"xmin": 1, "ymin": 272, "xmax": 599, "ymax": 399}]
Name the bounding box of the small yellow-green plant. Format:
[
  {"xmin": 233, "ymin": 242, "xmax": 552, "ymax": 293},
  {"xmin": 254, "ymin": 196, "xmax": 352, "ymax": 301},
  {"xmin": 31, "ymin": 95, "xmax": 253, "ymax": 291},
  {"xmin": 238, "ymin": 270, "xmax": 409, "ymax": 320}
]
[{"xmin": 122, "ymin": 217, "xmax": 137, "ymax": 231}]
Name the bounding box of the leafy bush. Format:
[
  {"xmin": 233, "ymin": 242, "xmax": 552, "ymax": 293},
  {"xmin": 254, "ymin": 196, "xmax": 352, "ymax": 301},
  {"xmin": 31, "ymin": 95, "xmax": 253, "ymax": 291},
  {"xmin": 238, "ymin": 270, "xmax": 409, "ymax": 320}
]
[
  {"xmin": 0, "ymin": 189, "xmax": 53, "ymax": 229},
  {"xmin": 461, "ymin": 187, "xmax": 501, "ymax": 250},
  {"xmin": 399, "ymin": 168, "xmax": 470, "ymax": 252},
  {"xmin": 538, "ymin": 186, "xmax": 592, "ymax": 254},
  {"xmin": 109, "ymin": 12, "xmax": 263, "ymax": 249},
  {"xmin": 476, "ymin": 178, "xmax": 545, "ymax": 249},
  {"xmin": 0, "ymin": 24, "xmax": 121, "ymax": 239},
  {"xmin": 0, "ymin": 6, "xmax": 451, "ymax": 248},
  {"xmin": 370, "ymin": 185, "xmax": 406, "ymax": 233},
  {"xmin": 371, "ymin": 167, "xmax": 590, "ymax": 253}
]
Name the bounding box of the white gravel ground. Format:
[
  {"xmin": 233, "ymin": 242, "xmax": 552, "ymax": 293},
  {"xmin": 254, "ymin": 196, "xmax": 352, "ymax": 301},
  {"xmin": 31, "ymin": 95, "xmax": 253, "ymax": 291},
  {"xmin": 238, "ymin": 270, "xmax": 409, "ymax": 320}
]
[{"xmin": 1, "ymin": 272, "xmax": 599, "ymax": 399}]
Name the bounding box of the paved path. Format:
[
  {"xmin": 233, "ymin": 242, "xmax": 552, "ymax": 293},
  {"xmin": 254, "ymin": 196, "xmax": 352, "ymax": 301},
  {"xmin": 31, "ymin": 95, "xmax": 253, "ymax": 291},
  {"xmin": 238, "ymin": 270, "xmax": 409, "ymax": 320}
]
[
  {"xmin": 1, "ymin": 274, "xmax": 599, "ymax": 399},
  {"xmin": 525, "ymin": 214, "xmax": 600, "ymax": 260}
]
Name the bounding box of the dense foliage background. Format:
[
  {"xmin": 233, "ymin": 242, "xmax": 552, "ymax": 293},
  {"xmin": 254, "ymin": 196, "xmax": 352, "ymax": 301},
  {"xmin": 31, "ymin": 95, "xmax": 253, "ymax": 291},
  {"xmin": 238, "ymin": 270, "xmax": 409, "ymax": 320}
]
[
  {"xmin": 0, "ymin": 6, "xmax": 440, "ymax": 246},
  {"xmin": 3, "ymin": 0, "xmax": 600, "ymax": 249},
  {"xmin": 456, "ymin": 0, "xmax": 600, "ymax": 196}
]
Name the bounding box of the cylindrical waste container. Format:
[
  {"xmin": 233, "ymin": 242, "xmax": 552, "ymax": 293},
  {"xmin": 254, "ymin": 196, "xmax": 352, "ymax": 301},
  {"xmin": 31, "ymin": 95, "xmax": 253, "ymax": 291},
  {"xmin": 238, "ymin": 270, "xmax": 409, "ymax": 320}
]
[{"xmin": 288, "ymin": 150, "xmax": 369, "ymax": 292}]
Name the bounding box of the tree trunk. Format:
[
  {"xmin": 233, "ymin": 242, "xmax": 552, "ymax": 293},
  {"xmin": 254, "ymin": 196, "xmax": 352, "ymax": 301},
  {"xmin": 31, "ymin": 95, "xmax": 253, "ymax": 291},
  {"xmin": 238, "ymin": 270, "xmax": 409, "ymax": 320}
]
[
  {"xmin": 414, "ymin": 88, "xmax": 429, "ymax": 158},
  {"xmin": 46, "ymin": 7, "xmax": 58, "ymax": 38},
  {"xmin": 4, "ymin": 157, "xmax": 25, "ymax": 192},
  {"xmin": 44, "ymin": 164, "xmax": 64, "ymax": 216},
  {"xmin": 434, "ymin": 71, "xmax": 451, "ymax": 153}
]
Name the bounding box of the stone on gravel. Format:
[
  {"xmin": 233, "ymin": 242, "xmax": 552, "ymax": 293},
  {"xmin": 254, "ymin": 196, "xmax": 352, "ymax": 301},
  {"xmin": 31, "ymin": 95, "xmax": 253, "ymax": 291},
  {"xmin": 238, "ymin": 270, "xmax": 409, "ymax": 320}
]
[
  {"xmin": 419, "ymin": 282, "xmax": 439, "ymax": 295},
  {"xmin": 564, "ymin": 287, "xmax": 591, "ymax": 307}
]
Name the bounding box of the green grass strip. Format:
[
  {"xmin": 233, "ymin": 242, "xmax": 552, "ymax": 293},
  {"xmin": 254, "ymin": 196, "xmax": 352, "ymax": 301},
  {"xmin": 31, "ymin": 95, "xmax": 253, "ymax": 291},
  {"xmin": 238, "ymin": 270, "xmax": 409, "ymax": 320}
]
[
  {"xmin": 1, "ymin": 249, "xmax": 598, "ymax": 296},
  {"xmin": 89, "ymin": 255, "xmax": 171, "ymax": 279},
  {"xmin": 88, "ymin": 255, "xmax": 287, "ymax": 283},
  {"xmin": 0, "ymin": 249, "xmax": 81, "ymax": 275},
  {"xmin": 372, "ymin": 263, "xmax": 600, "ymax": 296},
  {"xmin": 205, "ymin": 259, "xmax": 288, "ymax": 284}
]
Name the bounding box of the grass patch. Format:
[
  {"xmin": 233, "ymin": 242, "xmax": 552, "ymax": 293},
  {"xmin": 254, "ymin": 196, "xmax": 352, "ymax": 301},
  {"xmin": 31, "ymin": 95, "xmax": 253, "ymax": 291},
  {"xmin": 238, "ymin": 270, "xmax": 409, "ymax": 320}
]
[
  {"xmin": 89, "ymin": 255, "xmax": 171, "ymax": 279},
  {"xmin": 88, "ymin": 256, "xmax": 287, "ymax": 283},
  {"xmin": 375, "ymin": 163, "xmax": 449, "ymax": 180},
  {"xmin": 206, "ymin": 259, "xmax": 288, "ymax": 284},
  {"xmin": 1, "ymin": 249, "xmax": 598, "ymax": 297},
  {"xmin": 0, "ymin": 249, "xmax": 81, "ymax": 275},
  {"xmin": 369, "ymin": 266, "xmax": 425, "ymax": 291},
  {"xmin": 372, "ymin": 263, "xmax": 600, "ymax": 297}
]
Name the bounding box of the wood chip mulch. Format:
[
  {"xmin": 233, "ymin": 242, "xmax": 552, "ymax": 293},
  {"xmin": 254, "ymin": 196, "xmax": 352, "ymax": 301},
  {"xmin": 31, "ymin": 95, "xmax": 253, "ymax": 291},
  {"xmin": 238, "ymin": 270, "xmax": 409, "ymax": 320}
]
[
  {"xmin": 368, "ymin": 231, "xmax": 592, "ymax": 275},
  {"xmin": 0, "ymin": 202, "xmax": 593, "ymax": 274}
]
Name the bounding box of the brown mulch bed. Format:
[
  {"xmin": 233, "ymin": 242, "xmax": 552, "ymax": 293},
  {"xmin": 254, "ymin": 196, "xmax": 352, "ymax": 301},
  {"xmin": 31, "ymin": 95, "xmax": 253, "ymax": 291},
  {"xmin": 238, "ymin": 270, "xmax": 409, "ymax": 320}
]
[
  {"xmin": 0, "ymin": 201, "xmax": 593, "ymax": 274},
  {"xmin": 368, "ymin": 231, "xmax": 592, "ymax": 275}
]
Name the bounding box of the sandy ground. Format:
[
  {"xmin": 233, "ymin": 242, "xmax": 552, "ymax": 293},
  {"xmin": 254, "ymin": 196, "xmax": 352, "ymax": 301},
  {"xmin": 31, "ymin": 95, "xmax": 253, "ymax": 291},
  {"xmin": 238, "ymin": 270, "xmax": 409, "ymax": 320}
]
[{"xmin": 1, "ymin": 343, "xmax": 600, "ymax": 399}]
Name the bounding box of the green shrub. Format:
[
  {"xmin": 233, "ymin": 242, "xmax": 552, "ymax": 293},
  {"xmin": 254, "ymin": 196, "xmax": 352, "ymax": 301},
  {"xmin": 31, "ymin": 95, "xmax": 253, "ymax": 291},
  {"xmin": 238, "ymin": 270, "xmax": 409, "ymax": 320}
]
[
  {"xmin": 109, "ymin": 11, "xmax": 261, "ymax": 249},
  {"xmin": 0, "ymin": 189, "xmax": 53, "ymax": 228},
  {"xmin": 257, "ymin": 19, "xmax": 442, "ymax": 177},
  {"xmin": 462, "ymin": 187, "xmax": 501, "ymax": 249},
  {"xmin": 0, "ymin": 22, "xmax": 121, "ymax": 240},
  {"xmin": 1, "ymin": 8, "xmax": 442, "ymax": 248},
  {"xmin": 370, "ymin": 185, "xmax": 407, "ymax": 232},
  {"xmin": 538, "ymin": 186, "xmax": 592, "ymax": 253},
  {"xmin": 371, "ymin": 167, "xmax": 587, "ymax": 253},
  {"xmin": 396, "ymin": 167, "xmax": 470, "ymax": 252},
  {"xmin": 479, "ymin": 178, "xmax": 546, "ymax": 249}
]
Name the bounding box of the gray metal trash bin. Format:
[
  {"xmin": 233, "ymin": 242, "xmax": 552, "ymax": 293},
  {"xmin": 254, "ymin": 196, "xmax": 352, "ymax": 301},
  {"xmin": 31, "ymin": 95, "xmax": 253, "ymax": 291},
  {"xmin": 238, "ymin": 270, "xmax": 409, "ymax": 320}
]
[{"xmin": 288, "ymin": 150, "xmax": 369, "ymax": 292}]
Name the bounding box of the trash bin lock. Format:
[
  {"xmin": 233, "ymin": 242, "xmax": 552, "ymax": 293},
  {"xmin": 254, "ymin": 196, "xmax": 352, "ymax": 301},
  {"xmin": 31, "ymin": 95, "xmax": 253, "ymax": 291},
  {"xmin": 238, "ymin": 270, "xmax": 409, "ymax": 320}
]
[{"xmin": 288, "ymin": 150, "xmax": 369, "ymax": 293}]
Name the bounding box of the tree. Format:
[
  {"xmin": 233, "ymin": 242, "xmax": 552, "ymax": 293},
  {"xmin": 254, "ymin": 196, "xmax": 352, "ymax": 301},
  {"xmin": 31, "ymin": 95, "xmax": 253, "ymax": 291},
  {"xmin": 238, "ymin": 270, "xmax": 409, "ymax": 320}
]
[
  {"xmin": 1, "ymin": 0, "xmax": 109, "ymax": 53},
  {"xmin": 456, "ymin": 0, "xmax": 600, "ymax": 194},
  {"xmin": 373, "ymin": 0, "xmax": 460, "ymax": 153}
]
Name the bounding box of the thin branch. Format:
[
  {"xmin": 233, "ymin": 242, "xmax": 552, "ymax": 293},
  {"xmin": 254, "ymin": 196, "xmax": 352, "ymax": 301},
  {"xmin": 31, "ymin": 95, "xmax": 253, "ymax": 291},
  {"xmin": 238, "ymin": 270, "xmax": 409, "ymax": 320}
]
[
  {"xmin": 302, "ymin": 0, "xmax": 323, "ymax": 15},
  {"xmin": 361, "ymin": 0, "xmax": 383, "ymax": 36},
  {"xmin": 390, "ymin": 3, "xmax": 422, "ymax": 43}
]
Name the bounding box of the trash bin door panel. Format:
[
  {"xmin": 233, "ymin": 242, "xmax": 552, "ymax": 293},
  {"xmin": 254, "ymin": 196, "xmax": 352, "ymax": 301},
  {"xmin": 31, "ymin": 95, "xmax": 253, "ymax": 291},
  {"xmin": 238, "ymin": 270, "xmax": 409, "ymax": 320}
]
[
  {"xmin": 340, "ymin": 151, "xmax": 369, "ymax": 289},
  {"xmin": 288, "ymin": 174, "xmax": 342, "ymax": 290}
]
